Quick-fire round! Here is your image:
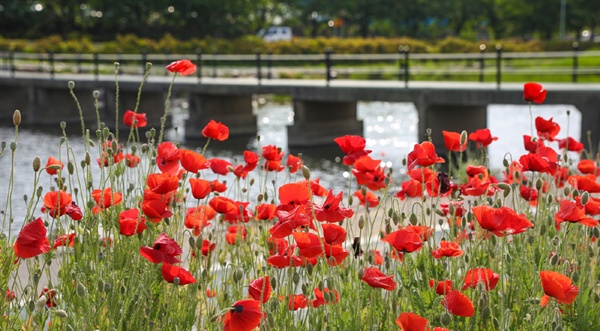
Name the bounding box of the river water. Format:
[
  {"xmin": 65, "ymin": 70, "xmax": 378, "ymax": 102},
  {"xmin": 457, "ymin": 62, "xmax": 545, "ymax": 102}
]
[{"xmin": 0, "ymin": 101, "xmax": 581, "ymax": 235}]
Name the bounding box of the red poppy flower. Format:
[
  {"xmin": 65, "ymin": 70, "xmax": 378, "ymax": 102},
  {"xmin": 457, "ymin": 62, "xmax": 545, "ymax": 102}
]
[
  {"xmin": 352, "ymin": 155, "xmax": 388, "ymax": 190},
  {"xmin": 432, "ymin": 241, "xmax": 464, "ymax": 259},
  {"xmin": 558, "ymin": 137, "xmax": 584, "ymax": 152},
  {"xmin": 469, "ymin": 128, "xmax": 498, "ymax": 147},
  {"xmin": 208, "ymin": 158, "xmax": 233, "ymax": 176},
  {"xmin": 312, "ymin": 287, "xmax": 339, "ymax": 308},
  {"xmin": 269, "ymin": 205, "xmax": 312, "ymax": 238},
  {"xmin": 535, "ymin": 117, "xmax": 561, "ymax": 141},
  {"xmin": 520, "ymin": 185, "xmax": 539, "ymax": 204},
  {"xmin": 92, "ymin": 188, "xmax": 122, "ymax": 209},
  {"xmin": 42, "ymin": 190, "xmax": 72, "ymax": 218},
  {"xmin": 396, "ymin": 312, "xmax": 429, "ymax": 331},
  {"xmin": 334, "ymin": 135, "xmax": 372, "ymax": 166},
  {"xmin": 554, "ymin": 199, "xmax": 599, "ymax": 230},
  {"xmin": 362, "ymin": 267, "xmax": 397, "ymax": 291},
  {"xmin": 429, "ymin": 279, "xmax": 453, "ymax": 295},
  {"xmin": 255, "ymin": 203, "xmax": 277, "ymax": 220},
  {"xmin": 524, "ymin": 82, "xmax": 547, "ymax": 104},
  {"xmin": 53, "ymin": 233, "xmax": 75, "ymax": 249},
  {"xmin": 141, "ymin": 195, "xmax": 173, "ymax": 223},
  {"xmin": 539, "ymin": 270, "xmax": 579, "ymax": 306},
  {"xmin": 404, "ymin": 225, "xmax": 434, "ymax": 241},
  {"xmin": 45, "ymin": 156, "xmax": 63, "ymax": 175},
  {"xmin": 395, "ymin": 178, "xmax": 423, "ymax": 200},
  {"xmin": 125, "ymin": 153, "xmax": 141, "ymax": 168},
  {"xmin": 519, "ymin": 149, "xmax": 558, "ymax": 175},
  {"xmin": 140, "ymin": 233, "xmax": 183, "ymax": 264},
  {"xmin": 382, "ymin": 229, "xmax": 423, "ymax": 253},
  {"xmin": 577, "ymin": 159, "xmax": 597, "ymax": 175},
  {"xmin": 314, "ymin": 190, "xmax": 354, "ymax": 223},
  {"xmin": 354, "ymin": 190, "xmax": 379, "ymax": 208},
  {"xmin": 234, "ymin": 150, "xmax": 259, "ymax": 178},
  {"xmin": 523, "ymin": 135, "xmax": 544, "ymax": 153},
  {"xmin": 279, "ymin": 181, "xmax": 311, "ymax": 206},
  {"xmin": 39, "ymin": 288, "xmax": 57, "ymax": 308},
  {"xmin": 262, "ymin": 145, "xmax": 285, "ymax": 172},
  {"xmin": 123, "ymin": 110, "xmax": 147, "ymax": 128},
  {"xmin": 568, "ymin": 174, "xmax": 600, "ymax": 193},
  {"xmin": 288, "ymin": 294, "xmax": 309, "ymax": 310},
  {"xmin": 189, "ymin": 178, "xmax": 211, "ymax": 199},
  {"xmin": 6, "ymin": 289, "xmax": 16, "ymax": 301},
  {"xmin": 267, "ymin": 248, "xmax": 303, "ymax": 268},
  {"xmin": 442, "ymin": 130, "xmax": 467, "ymax": 152},
  {"xmin": 321, "ymin": 223, "xmax": 347, "ymax": 245},
  {"xmin": 14, "ymin": 218, "xmax": 51, "ymax": 258},
  {"xmin": 179, "ymin": 149, "xmax": 210, "ymax": 173},
  {"xmin": 146, "ymin": 173, "xmax": 179, "ymax": 195},
  {"xmin": 407, "ymin": 141, "xmax": 445, "ymax": 171},
  {"xmin": 201, "ymin": 239, "xmax": 216, "ymax": 256},
  {"xmin": 440, "ymin": 201, "xmax": 464, "ymax": 218},
  {"xmin": 248, "ymin": 276, "xmax": 272, "ymax": 303},
  {"xmin": 118, "ymin": 209, "xmax": 147, "ymax": 236},
  {"xmin": 156, "ymin": 141, "xmax": 180, "ymax": 173},
  {"xmin": 286, "ymin": 154, "xmax": 303, "ymax": 173},
  {"xmin": 303, "ymin": 178, "xmax": 328, "ymax": 197},
  {"xmin": 226, "ymin": 225, "xmax": 247, "ymax": 244},
  {"xmin": 223, "ymin": 299, "xmax": 263, "ymax": 331},
  {"xmin": 206, "ymin": 289, "xmax": 217, "ymax": 297},
  {"xmin": 202, "ymin": 120, "xmax": 229, "ymax": 141},
  {"xmin": 292, "ymin": 232, "xmax": 323, "ymax": 258},
  {"xmin": 462, "ymin": 268, "xmax": 500, "ymax": 291},
  {"xmin": 161, "ymin": 263, "xmax": 196, "ymax": 285},
  {"xmin": 185, "ymin": 206, "xmax": 216, "ymax": 236},
  {"xmin": 166, "ymin": 59, "xmax": 196, "ymax": 76},
  {"xmin": 442, "ymin": 290, "xmax": 474, "ymax": 317},
  {"xmin": 472, "ymin": 205, "xmax": 533, "ymax": 236}
]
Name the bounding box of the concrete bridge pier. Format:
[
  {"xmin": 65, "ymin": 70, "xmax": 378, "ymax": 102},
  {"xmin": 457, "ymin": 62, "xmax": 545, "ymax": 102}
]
[
  {"xmin": 24, "ymin": 86, "xmax": 98, "ymax": 129},
  {"xmin": 0, "ymin": 86, "xmax": 30, "ymax": 123},
  {"xmin": 288, "ymin": 100, "xmax": 363, "ymax": 147},
  {"xmin": 186, "ymin": 94, "xmax": 256, "ymax": 140},
  {"xmin": 416, "ymin": 102, "xmax": 487, "ymax": 152}
]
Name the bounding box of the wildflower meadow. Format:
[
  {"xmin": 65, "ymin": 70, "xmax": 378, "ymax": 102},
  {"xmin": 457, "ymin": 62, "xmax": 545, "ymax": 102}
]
[{"xmin": 1, "ymin": 59, "xmax": 599, "ymax": 331}]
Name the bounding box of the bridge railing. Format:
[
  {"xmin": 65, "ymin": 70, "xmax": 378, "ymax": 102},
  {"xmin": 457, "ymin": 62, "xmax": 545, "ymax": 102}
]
[{"xmin": 1, "ymin": 45, "xmax": 599, "ymax": 88}]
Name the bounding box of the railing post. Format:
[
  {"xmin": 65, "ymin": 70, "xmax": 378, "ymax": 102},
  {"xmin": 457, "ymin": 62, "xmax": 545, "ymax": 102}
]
[
  {"xmin": 164, "ymin": 49, "xmax": 170, "ymax": 76},
  {"xmin": 212, "ymin": 49, "xmax": 217, "ymax": 78},
  {"xmin": 196, "ymin": 48, "xmax": 202, "ymax": 83},
  {"xmin": 325, "ymin": 47, "xmax": 332, "ymax": 86},
  {"xmin": 256, "ymin": 49, "xmax": 262, "ymax": 84},
  {"xmin": 479, "ymin": 44, "xmax": 486, "ymax": 83},
  {"xmin": 94, "ymin": 52, "xmax": 99, "ymax": 80},
  {"xmin": 267, "ymin": 49, "xmax": 273, "ymax": 79},
  {"xmin": 572, "ymin": 42, "xmax": 579, "ymax": 83},
  {"xmin": 38, "ymin": 52, "xmax": 44, "ymax": 73},
  {"xmin": 48, "ymin": 52, "xmax": 55, "ymax": 79},
  {"xmin": 77, "ymin": 53, "xmax": 83, "ymax": 74},
  {"xmin": 495, "ymin": 44, "xmax": 502, "ymax": 90},
  {"xmin": 141, "ymin": 49, "xmax": 147, "ymax": 74},
  {"xmin": 403, "ymin": 46, "xmax": 410, "ymax": 88},
  {"xmin": 9, "ymin": 51, "xmax": 15, "ymax": 77},
  {"xmin": 398, "ymin": 46, "xmax": 403, "ymax": 81}
]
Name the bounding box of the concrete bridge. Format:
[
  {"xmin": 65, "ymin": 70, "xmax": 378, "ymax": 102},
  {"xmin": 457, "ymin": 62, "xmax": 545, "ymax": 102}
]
[{"xmin": 1, "ymin": 71, "xmax": 599, "ymax": 151}]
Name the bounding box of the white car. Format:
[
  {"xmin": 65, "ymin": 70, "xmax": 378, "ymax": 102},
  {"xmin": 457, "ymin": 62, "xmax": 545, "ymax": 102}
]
[{"xmin": 257, "ymin": 26, "xmax": 292, "ymax": 42}]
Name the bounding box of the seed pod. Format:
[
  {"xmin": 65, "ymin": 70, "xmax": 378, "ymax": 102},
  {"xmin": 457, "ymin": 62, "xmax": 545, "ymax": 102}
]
[
  {"xmin": 10, "ymin": 142, "xmax": 17, "ymax": 151},
  {"xmin": 33, "ymin": 157, "xmax": 41, "ymax": 172},
  {"xmin": 13, "ymin": 109, "xmax": 21, "ymax": 126},
  {"xmin": 302, "ymin": 165, "xmax": 310, "ymax": 180},
  {"xmin": 56, "ymin": 309, "xmax": 68, "ymax": 318}
]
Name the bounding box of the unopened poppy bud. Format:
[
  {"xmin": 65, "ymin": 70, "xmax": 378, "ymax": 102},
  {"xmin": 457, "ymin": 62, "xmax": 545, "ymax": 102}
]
[
  {"xmin": 103, "ymin": 282, "xmax": 112, "ymax": 293},
  {"xmin": 13, "ymin": 109, "xmax": 21, "ymax": 126},
  {"xmin": 85, "ymin": 151, "xmax": 91, "ymax": 165},
  {"xmin": 581, "ymin": 192, "xmax": 589, "ymax": 205},
  {"xmin": 92, "ymin": 90, "xmax": 100, "ymax": 99},
  {"xmin": 35, "ymin": 296, "xmax": 47, "ymax": 310},
  {"xmin": 426, "ymin": 128, "xmax": 432, "ymax": 138},
  {"xmin": 269, "ymin": 275, "xmax": 277, "ymax": 290},
  {"xmin": 571, "ymin": 271, "xmax": 579, "ymax": 282},
  {"xmin": 173, "ymin": 277, "xmax": 180, "ymax": 286},
  {"xmin": 440, "ymin": 312, "xmax": 452, "ymax": 325},
  {"xmin": 358, "ymin": 216, "xmax": 365, "ymax": 229},
  {"xmin": 497, "ymin": 182, "xmax": 511, "ymax": 193},
  {"xmin": 481, "ymin": 307, "xmax": 491, "ymax": 321},
  {"xmin": 348, "ymin": 195, "xmax": 353, "ymax": 205},
  {"xmin": 535, "ymin": 178, "xmax": 543, "ymax": 191},
  {"xmin": 592, "ymin": 227, "xmax": 600, "ymax": 239},
  {"xmin": 233, "ymin": 269, "xmax": 243, "ymax": 283},
  {"xmin": 76, "ymin": 282, "xmax": 87, "ymax": 297},
  {"xmin": 55, "ymin": 309, "xmax": 68, "ymax": 318},
  {"xmin": 502, "ymin": 159, "xmax": 509, "ymax": 168},
  {"xmin": 357, "ymin": 268, "xmax": 364, "ymax": 280},
  {"xmin": 0, "ymin": 141, "xmax": 5, "ymax": 152},
  {"xmin": 292, "ymin": 272, "xmax": 300, "ymax": 285},
  {"xmin": 317, "ymin": 280, "xmax": 324, "ymax": 292},
  {"xmin": 434, "ymin": 209, "xmax": 445, "ymax": 217},
  {"xmin": 460, "ymin": 130, "xmax": 468, "ymax": 146},
  {"xmin": 409, "ymin": 213, "xmax": 418, "ymax": 225},
  {"xmin": 32, "ymin": 156, "xmax": 41, "ymax": 172},
  {"xmin": 302, "ymin": 165, "xmax": 310, "ymax": 180},
  {"xmin": 149, "ymin": 128, "xmax": 156, "ymax": 138},
  {"xmin": 10, "ymin": 142, "xmax": 17, "ymax": 151}
]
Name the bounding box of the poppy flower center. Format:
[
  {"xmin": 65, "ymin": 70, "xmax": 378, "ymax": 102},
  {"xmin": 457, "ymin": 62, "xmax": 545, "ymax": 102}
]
[
  {"xmin": 324, "ymin": 204, "xmax": 331, "ymax": 210},
  {"xmin": 154, "ymin": 244, "xmax": 161, "ymax": 250},
  {"xmin": 233, "ymin": 305, "xmax": 244, "ymax": 313}
]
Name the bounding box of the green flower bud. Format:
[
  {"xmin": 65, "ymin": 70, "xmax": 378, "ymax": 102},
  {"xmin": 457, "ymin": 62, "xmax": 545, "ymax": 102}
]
[
  {"xmin": 68, "ymin": 81, "xmax": 75, "ymax": 89},
  {"xmin": 13, "ymin": 109, "xmax": 21, "ymax": 126},
  {"xmin": 56, "ymin": 309, "xmax": 68, "ymax": 318},
  {"xmin": 33, "ymin": 156, "xmax": 41, "ymax": 172}
]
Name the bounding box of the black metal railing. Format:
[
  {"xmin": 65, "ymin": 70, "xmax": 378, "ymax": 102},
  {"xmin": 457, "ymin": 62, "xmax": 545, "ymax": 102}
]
[{"xmin": 1, "ymin": 44, "xmax": 598, "ymax": 89}]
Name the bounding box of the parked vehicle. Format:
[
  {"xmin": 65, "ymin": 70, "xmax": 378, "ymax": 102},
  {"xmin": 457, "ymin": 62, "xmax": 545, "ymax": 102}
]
[{"xmin": 257, "ymin": 26, "xmax": 292, "ymax": 42}]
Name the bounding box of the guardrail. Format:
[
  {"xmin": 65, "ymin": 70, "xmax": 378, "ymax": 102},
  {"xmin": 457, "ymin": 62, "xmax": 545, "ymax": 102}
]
[{"xmin": 1, "ymin": 44, "xmax": 599, "ymax": 89}]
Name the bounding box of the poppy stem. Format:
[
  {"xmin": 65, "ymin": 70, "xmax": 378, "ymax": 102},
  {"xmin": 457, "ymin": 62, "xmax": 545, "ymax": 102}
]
[
  {"xmin": 158, "ymin": 73, "xmax": 178, "ymax": 145},
  {"xmin": 529, "ymin": 102, "xmax": 534, "ymax": 138}
]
